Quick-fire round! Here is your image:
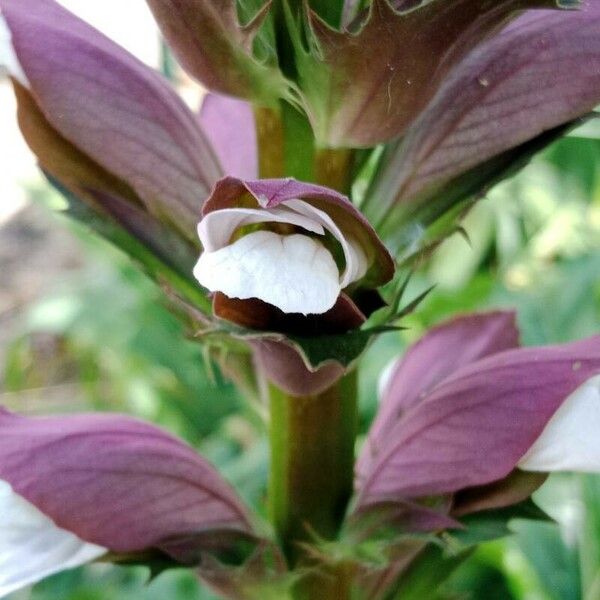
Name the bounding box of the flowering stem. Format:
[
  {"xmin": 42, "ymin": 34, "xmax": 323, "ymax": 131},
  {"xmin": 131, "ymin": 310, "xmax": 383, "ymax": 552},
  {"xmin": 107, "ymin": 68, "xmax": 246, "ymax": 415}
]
[
  {"xmin": 268, "ymin": 371, "xmax": 358, "ymax": 562},
  {"xmin": 256, "ymin": 99, "xmax": 359, "ymax": 597},
  {"xmin": 314, "ymin": 148, "xmax": 355, "ymax": 195},
  {"xmin": 255, "ymin": 106, "xmax": 286, "ymax": 179},
  {"xmin": 255, "ymin": 105, "xmax": 356, "ymax": 191}
]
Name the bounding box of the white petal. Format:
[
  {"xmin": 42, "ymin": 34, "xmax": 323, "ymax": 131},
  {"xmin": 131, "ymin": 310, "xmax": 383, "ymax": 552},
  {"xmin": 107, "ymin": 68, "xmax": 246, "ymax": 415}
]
[
  {"xmin": 0, "ymin": 480, "xmax": 107, "ymax": 598},
  {"xmin": 0, "ymin": 12, "xmax": 29, "ymax": 87},
  {"xmin": 194, "ymin": 230, "xmax": 340, "ymax": 314},
  {"xmin": 284, "ymin": 199, "xmax": 368, "ymax": 288},
  {"xmin": 519, "ymin": 375, "xmax": 600, "ymax": 473},
  {"xmin": 198, "ymin": 206, "xmax": 324, "ymax": 252}
]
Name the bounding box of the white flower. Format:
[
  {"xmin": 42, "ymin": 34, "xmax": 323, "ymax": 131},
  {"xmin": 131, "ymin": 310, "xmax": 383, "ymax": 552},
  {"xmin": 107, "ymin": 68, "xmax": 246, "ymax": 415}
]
[
  {"xmin": 0, "ymin": 480, "xmax": 106, "ymax": 598},
  {"xmin": 194, "ymin": 199, "xmax": 368, "ymax": 315},
  {"xmin": 0, "ymin": 12, "xmax": 28, "ymax": 86},
  {"xmin": 519, "ymin": 375, "xmax": 600, "ymax": 472}
]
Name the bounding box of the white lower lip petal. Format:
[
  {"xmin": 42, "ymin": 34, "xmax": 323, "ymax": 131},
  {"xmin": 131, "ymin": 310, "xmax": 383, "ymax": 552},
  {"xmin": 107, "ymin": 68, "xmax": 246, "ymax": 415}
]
[
  {"xmin": 194, "ymin": 230, "xmax": 341, "ymax": 315},
  {"xmin": 0, "ymin": 480, "xmax": 106, "ymax": 598},
  {"xmin": 519, "ymin": 374, "xmax": 600, "ymax": 473},
  {"xmin": 0, "ymin": 12, "xmax": 29, "ymax": 87}
]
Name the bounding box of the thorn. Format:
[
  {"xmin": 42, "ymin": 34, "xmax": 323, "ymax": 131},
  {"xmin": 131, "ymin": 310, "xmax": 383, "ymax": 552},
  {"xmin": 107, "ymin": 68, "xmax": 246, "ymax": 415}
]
[
  {"xmin": 455, "ymin": 226, "xmax": 472, "ymax": 247},
  {"xmin": 395, "ymin": 284, "xmax": 436, "ymax": 319}
]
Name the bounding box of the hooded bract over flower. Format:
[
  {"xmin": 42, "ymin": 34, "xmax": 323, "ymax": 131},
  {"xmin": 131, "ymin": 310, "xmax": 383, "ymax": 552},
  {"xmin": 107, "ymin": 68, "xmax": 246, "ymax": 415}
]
[
  {"xmin": 293, "ymin": 0, "xmax": 583, "ymax": 148},
  {"xmin": 363, "ymin": 3, "xmax": 600, "ymax": 246},
  {"xmin": 355, "ymin": 312, "xmax": 600, "ymax": 516},
  {"xmin": 0, "ymin": 409, "xmax": 260, "ymax": 597}
]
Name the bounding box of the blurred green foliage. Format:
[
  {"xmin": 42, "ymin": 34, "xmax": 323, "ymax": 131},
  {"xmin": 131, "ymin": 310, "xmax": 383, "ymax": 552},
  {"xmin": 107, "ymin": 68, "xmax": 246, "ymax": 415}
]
[{"xmin": 2, "ymin": 134, "xmax": 600, "ymax": 599}]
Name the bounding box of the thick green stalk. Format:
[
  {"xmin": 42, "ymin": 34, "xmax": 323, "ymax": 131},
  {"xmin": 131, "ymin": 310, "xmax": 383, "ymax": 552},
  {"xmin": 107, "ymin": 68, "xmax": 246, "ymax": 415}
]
[
  {"xmin": 269, "ymin": 378, "xmax": 358, "ymax": 600},
  {"xmin": 269, "ymin": 371, "xmax": 358, "ymax": 558},
  {"xmin": 255, "ymin": 106, "xmax": 286, "ymax": 179},
  {"xmin": 314, "ymin": 147, "xmax": 355, "ymax": 195},
  {"xmin": 255, "ymin": 100, "xmax": 359, "ymax": 599}
]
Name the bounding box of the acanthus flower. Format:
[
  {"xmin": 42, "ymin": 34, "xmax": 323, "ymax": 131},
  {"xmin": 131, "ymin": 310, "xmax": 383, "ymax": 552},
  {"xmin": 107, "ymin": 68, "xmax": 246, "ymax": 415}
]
[
  {"xmin": 355, "ymin": 312, "xmax": 600, "ymax": 511},
  {"xmin": 193, "ymin": 176, "xmax": 394, "ymax": 396},
  {"xmin": 0, "ymin": 409, "xmax": 268, "ymax": 598},
  {"xmin": 194, "ymin": 177, "xmax": 393, "ymax": 316},
  {"xmin": 350, "ymin": 313, "xmax": 600, "ymax": 598}
]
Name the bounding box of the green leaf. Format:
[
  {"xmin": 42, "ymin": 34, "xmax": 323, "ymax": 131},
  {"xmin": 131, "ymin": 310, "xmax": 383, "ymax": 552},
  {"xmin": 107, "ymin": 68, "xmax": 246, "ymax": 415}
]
[
  {"xmin": 448, "ymin": 500, "xmax": 553, "ymax": 549},
  {"xmin": 204, "ymin": 323, "xmax": 375, "ymax": 370},
  {"xmin": 386, "ymin": 544, "xmax": 474, "ymax": 600},
  {"xmin": 307, "ymin": 0, "xmax": 345, "ymax": 27},
  {"xmin": 286, "ymin": 329, "xmax": 373, "ymax": 368}
]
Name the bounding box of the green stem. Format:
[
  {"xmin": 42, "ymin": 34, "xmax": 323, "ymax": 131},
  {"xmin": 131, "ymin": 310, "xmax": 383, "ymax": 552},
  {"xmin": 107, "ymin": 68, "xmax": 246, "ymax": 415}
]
[
  {"xmin": 269, "ymin": 371, "xmax": 358, "ymax": 598},
  {"xmin": 255, "ymin": 105, "xmax": 286, "ymax": 179},
  {"xmin": 314, "ymin": 147, "xmax": 355, "ymax": 195},
  {"xmin": 254, "ymin": 97, "xmax": 359, "ymax": 599}
]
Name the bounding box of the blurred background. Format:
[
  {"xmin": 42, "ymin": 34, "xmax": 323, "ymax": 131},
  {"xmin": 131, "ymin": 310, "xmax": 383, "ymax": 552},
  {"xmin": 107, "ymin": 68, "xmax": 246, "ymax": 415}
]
[{"xmin": 1, "ymin": 2, "xmax": 599, "ymax": 598}]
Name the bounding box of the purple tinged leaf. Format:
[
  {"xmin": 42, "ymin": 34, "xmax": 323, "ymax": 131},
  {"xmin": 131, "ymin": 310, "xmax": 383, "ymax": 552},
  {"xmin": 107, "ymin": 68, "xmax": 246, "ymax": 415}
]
[
  {"xmin": 366, "ymin": 117, "xmax": 583, "ymax": 253},
  {"xmin": 349, "ymin": 498, "xmax": 461, "ymax": 539},
  {"xmin": 357, "ymin": 335, "xmax": 600, "ymax": 508},
  {"xmin": 0, "ymin": 409, "xmax": 254, "ymax": 563},
  {"xmin": 1, "ymin": 0, "xmax": 222, "ymax": 241},
  {"xmin": 85, "ymin": 189, "xmax": 198, "ymax": 277},
  {"xmin": 146, "ymin": 0, "xmax": 290, "ymax": 105},
  {"xmin": 373, "ymin": 3, "xmax": 600, "ymax": 214},
  {"xmin": 10, "ymin": 78, "xmax": 141, "ymax": 208},
  {"xmin": 357, "ymin": 312, "xmax": 520, "ymax": 483},
  {"xmin": 199, "ymin": 93, "xmax": 259, "ymax": 179},
  {"xmin": 299, "ymin": 0, "xmax": 560, "ymax": 147}
]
